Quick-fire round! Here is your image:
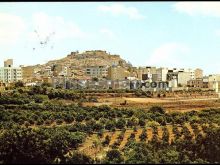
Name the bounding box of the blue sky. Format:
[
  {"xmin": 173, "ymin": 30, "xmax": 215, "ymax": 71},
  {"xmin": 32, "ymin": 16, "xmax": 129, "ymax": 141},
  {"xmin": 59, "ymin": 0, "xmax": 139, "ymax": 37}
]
[{"xmin": 0, "ymin": 2, "xmax": 220, "ymax": 75}]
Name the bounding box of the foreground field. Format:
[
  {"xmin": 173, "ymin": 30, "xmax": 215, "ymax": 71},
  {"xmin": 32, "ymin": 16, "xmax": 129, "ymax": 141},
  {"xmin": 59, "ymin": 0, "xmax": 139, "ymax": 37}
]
[{"xmin": 0, "ymin": 86, "xmax": 220, "ymax": 164}]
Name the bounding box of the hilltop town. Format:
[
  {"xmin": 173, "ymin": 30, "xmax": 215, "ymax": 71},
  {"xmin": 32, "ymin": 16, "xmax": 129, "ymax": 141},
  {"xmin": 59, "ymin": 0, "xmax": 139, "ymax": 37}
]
[{"xmin": 0, "ymin": 50, "xmax": 220, "ymax": 95}]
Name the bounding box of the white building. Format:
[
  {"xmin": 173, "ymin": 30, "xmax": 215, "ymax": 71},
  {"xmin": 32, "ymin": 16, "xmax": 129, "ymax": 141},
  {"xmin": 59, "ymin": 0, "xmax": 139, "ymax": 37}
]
[
  {"xmin": 178, "ymin": 72, "xmax": 191, "ymax": 86},
  {"xmin": 184, "ymin": 68, "xmax": 195, "ymax": 80},
  {"xmin": 58, "ymin": 66, "xmax": 69, "ymax": 76},
  {"xmin": 156, "ymin": 67, "xmax": 168, "ymax": 81},
  {"xmin": 0, "ymin": 59, "xmax": 22, "ymax": 83},
  {"xmin": 168, "ymin": 79, "xmax": 178, "ymax": 88}
]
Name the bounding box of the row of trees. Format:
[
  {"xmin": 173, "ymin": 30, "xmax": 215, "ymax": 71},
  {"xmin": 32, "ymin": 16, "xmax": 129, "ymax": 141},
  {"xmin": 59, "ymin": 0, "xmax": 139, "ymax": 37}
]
[
  {"xmin": 1, "ymin": 102, "xmax": 220, "ymax": 131},
  {"xmin": 101, "ymin": 126, "xmax": 220, "ymax": 164}
]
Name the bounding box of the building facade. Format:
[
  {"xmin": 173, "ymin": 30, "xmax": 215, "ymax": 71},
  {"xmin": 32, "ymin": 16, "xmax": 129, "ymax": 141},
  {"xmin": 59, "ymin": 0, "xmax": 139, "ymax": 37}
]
[
  {"xmin": 195, "ymin": 68, "xmax": 203, "ymax": 79},
  {"xmin": 85, "ymin": 66, "xmax": 108, "ymax": 79},
  {"xmin": 177, "ymin": 72, "xmax": 191, "ymax": 86},
  {"xmin": 187, "ymin": 78, "xmax": 208, "ymax": 88},
  {"xmin": 156, "ymin": 67, "xmax": 168, "ymax": 81},
  {"xmin": 107, "ymin": 66, "xmax": 130, "ymax": 80},
  {"xmin": 0, "ymin": 59, "xmax": 22, "ymax": 83}
]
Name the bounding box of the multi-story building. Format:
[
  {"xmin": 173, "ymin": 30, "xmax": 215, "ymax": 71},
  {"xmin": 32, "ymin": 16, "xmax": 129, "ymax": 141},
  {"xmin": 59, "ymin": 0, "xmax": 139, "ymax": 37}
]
[
  {"xmin": 187, "ymin": 78, "xmax": 208, "ymax": 88},
  {"xmin": 85, "ymin": 66, "xmax": 108, "ymax": 79},
  {"xmin": 166, "ymin": 68, "xmax": 196, "ymax": 86},
  {"xmin": 0, "ymin": 59, "xmax": 22, "ymax": 83},
  {"xmin": 195, "ymin": 68, "xmax": 203, "ymax": 79},
  {"xmin": 207, "ymin": 74, "xmax": 220, "ymax": 90},
  {"xmin": 156, "ymin": 67, "xmax": 168, "ymax": 81},
  {"xmin": 107, "ymin": 66, "xmax": 130, "ymax": 80},
  {"xmin": 4, "ymin": 59, "xmax": 13, "ymax": 67},
  {"xmin": 136, "ymin": 66, "xmax": 156, "ymax": 80},
  {"xmin": 167, "ymin": 69, "xmax": 178, "ymax": 81},
  {"xmin": 43, "ymin": 66, "xmax": 53, "ymax": 77},
  {"xmin": 58, "ymin": 66, "xmax": 70, "ymax": 77},
  {"xmin": 184, "ymin": 68, "xmax": 195, "ymax": 80},
  {"xmin": 168, "ymin": 79, "xmax": 178, "ymax": 88},
  {"xmin": 177, "ymin": 71, "xmax": 191, "ymax": 86}
]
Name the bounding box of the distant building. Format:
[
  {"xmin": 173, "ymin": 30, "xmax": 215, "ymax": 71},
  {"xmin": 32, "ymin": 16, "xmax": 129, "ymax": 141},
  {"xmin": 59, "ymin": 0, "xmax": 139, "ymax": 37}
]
[
  {"xmin": 187, "ymin": 78, "xmax": 208, "ymax": 88},
  {"xmin": 207, "ymin": 74, "xmax": 220, "ymax": 90},
  {"xmin": 195, "ymin": 68, "xmax": 203, "ymax": 79},
  {"xmin": 156, "ymin": 67, "xmax": 168, "ymax": 81},
  {"xmin": 0, "ymin": 59, "xmax": 22, "ymax": 83},
  {"xmin": 85, "ymin": 66, "xmax": 108, "ymax": 79},
  {"xmin": 209, "ymin": 81, "xmax": 220, "ymax": 93},
  {"xmin": 44, "ymin": 66, "xmax": 52, "ymax": 77},
  {"xmin": 184, "ymin": 68, "xmax": 195, "ymax": 80},
  {"xmin": 4, "ymin": 59, "xmax": 13, "ymax": 67},
  {"xmin": 136, "ymin": 66, "xmax": 156, "ymax": 80},
  {"xmin": 177, "ymin": 72, "xmax": 191, "ymax": 86},
  {"xmin": 107, "ymin": 66, "xmax": 130, "ymax": 80},
  {"xmin": 169, "ymin": 79, "xmax": 178, "ymax": 88}
]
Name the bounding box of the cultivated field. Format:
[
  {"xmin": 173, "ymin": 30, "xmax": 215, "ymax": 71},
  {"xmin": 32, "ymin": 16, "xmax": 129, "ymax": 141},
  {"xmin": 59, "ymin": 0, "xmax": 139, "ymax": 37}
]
[
  {"xmin": 78, "ymin": 122, "xmax": 218, "ymax": 158},
  {"xmin": 84, "ymin": 96, "xmax": 220, "ymax": 112}
]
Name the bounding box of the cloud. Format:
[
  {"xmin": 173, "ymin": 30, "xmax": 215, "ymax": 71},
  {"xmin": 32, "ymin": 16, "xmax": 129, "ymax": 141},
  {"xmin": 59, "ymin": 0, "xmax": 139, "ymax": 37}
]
[
  {"xmin": 0, "ymin": 13, "xmax": 26, "ymax": 45},
  {"xmin": 98, "ymin": 4, "xmax": 144, "ymax": 20},
  {"xmin": 100, "ymin": 28, "xmax": 116, "ymax": 39},
  {"xmin": 173, "ymin": 2, "xmax": 220, "ymax": 17},
  {"xmin": 147, "ymin": 43, "xmax": 190, "ymax": 68},
  {"xmin": 28, "ymin": 12, "xmax": 87, "ymax": 42}
]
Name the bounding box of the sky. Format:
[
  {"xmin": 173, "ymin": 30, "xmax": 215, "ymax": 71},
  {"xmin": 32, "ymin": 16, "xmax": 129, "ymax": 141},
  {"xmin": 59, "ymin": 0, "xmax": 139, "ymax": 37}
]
[{"xmin": 0, "ymin": 2, "xmax": 220, "ymax": 75}]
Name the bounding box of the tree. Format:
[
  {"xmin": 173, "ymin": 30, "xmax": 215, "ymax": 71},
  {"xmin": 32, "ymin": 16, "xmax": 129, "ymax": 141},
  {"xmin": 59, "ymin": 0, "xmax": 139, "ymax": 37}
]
[
  {"xmin": 102, "ymin": 135, "xmax": 110, "ymax": 146},
  {"xmin": 148, "ymin": 106, "xmax": 166, "ymax": 114},
  {"xmin": 41, "ymin": 82, "xmax": 52, "ymax": 87},
  {"xmin": 116, "ymin": 118, "xmax": 126, "ymax": 129},
  {"xmin": 64, "ymin": 151, "xmax": 93, "ymax": 164},
  {"xmin": 162, "ymin": 127, "xmax": 169, "ymax": 145},
  {"xmin": 104, "ymin": 149, "xmax": 124, "ymax": 164},
  {"xmin": 139, "ymin": 129, "xmax": 147, "ymax": 142},
  {"xmin": 201, "ymin": 127, "xmax": 220, "ymax": 163},
  {"xmin": 14, "ymin": 81, "xmax": 24, "ymax": 88},
  {"xmin": 139, "ymin": 118, "xmax": 146, "ymax": 127},
  {"xmin": 158, "ymin": 148, "xmax": 180, "ymax": 164},
  {"xmin": 105, "ymin": 120, "xmax": 115, "ymax": 130},
  {"xmin": 125, "ymin": 142, "xmax": 159, "ymax": 164}
]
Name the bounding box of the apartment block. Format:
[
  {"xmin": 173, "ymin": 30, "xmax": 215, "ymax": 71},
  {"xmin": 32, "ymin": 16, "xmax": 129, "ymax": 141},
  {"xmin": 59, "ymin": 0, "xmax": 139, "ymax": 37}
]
[
  {"xmin": 85, "ymin": 66, "xmax": 108, "ymax": 79},
  {"xmin": 187, "ymin": 78, "xmax": 208, "ymax": 88},
  {"xmin": 0, "ymin": 59, "xmax": 22, "ymax": 83},
  {"xmin": 4, "ymin": 59, "xmax": 13, "ymax": 67},
  {"xmin": 177, "ymin": 72, "xmax": 191, "ymax": 86},
  {"xmin": 136, "ymin": 66, "xmax": 156, "ymax": 80},
  {"xmin": 184, "ymin": 68, "xmax": 195, "ymax": 80},
  {"xmin": 207, "ymin": 74, "xmax": 220, "ymax": 90},
  {"xmin": 107, "ymin": 66, "xmax": 130, "ymax": 80},
  {"xmin": 156, "ymin": 67, "xmax": 168, "ymax": 81},
  {"xmin": 195, "ymin": 68, "xmax": 203, "ymax": 79}
]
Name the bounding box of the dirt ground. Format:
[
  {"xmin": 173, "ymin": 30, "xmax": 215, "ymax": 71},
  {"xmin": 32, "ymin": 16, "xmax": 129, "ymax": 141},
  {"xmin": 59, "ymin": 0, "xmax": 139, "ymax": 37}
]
[{"xmin": 83, "ymin": 96, "xmax": 220, "ymax": 112}]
